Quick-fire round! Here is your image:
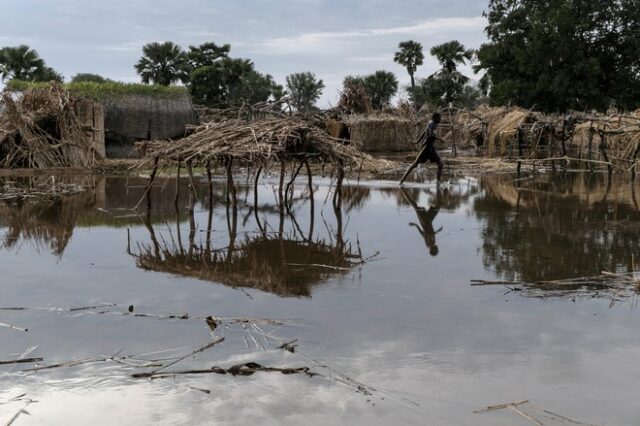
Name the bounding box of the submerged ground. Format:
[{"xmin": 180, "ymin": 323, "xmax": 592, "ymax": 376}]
[{"xmin": 1, "ymin": 170, "xmax": 639, "ymax": 425}]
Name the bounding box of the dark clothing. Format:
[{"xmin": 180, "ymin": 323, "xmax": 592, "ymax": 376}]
[
  {"xmin": 415, "ymin": 144, "xmax": 441, "ymax": 164},
  {"xmin": 415, "ymin": 120, "xmax": 441, "ymax": 164}
]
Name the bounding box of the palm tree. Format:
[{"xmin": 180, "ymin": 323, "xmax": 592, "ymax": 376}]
[
  {"xmin": 430, "ymin": 41, "xmax": 474, "ymax": 75},
  {"xmin": 393, "ymin": 41, "xmax": 424, "ymax": 98},
  {"xmin": 363, "ymin": 70, "xmax": 398, "ymax": 109},
  {"xmin": 135, "ymin": 42, "xmax": 189, "ymax": 86},
  {"xmin": 0, "ymin": 45, "xmax": 46, "ymax": 81}
]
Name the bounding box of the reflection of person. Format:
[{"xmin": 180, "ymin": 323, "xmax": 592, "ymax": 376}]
[
  {"xmin": 399, "ymin": 112, "xmax": 445, "ymax": 184},
  {"xmin": 401, "ymin": 188, "xmax": 443, "ymax": 257}
]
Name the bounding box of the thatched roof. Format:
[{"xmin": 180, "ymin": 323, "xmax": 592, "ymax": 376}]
[
  {"xmin": 345, "ymin": 113, "xmax": 418, "ymax": 152},
  {"xmin": 102, "ymin": 94, "xmax": 197, "ymax": 142},
  {"xmin": 138, "ymin": 115, "xmax": 385, "ymax": 170}
]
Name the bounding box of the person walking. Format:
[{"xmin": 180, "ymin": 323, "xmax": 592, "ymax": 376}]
[{"xmin": 399, "ymin": 112, "xmax": 444, "ymax": 184}]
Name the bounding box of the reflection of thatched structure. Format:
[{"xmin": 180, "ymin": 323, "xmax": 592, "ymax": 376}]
[
  {"xmin": 133, "ymin": 234, "xmax": 362, "ymax": 297},
  {"xmin": 0, "ymin": 176, "xmax": 99, "ymax": 255},
  {"xmin": 0, "ymin": 84, "xmax": 104, "ymax": 168},
  {"xmin": 131, "ymin": 176, "xmax": 368, "ymax": 298},
  {"xmin": 475, "ymin": 174, "xmax": 640, "ymax": 283}
]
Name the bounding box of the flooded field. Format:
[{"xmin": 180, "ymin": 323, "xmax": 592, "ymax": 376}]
[{"xmin": 1, "ymin": 171, "xmax": 640, "ymax": 425}]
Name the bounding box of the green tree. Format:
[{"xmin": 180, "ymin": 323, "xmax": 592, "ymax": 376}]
[
  {"xmin": 189, "ymin": 58, "xmax": 281, "ymax": 107},
  {"xmin": 285, "ymin": 72, "xmax": 325, "ymax": 114},
  {"xmin": 0, "ymin": 45, "xmax": 61, "ymax": 82},
  {"xmin": 393, "ymin": 41, "xmax": 424, "ymax": 100},
  {"xmin": 414, "ymin": 41, "xmax": 474, "ymax": 108},
  {"xmin": 135, "ymin": 41, "xmax": 189, "ymax": 86},
  {"xmin": 476, "ymin": 0, "xmax": 640, "ymax": 112},
  {"xmin": 187, "ymin": 42, "xmax": 231, "ymax": 69},
  {"xmin": 71, "ymin": 73, "xmax": 108, "ymax": 83}
]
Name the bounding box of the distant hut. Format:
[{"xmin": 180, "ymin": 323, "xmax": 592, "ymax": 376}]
[
  {"xmin": 102, "ymin": 93, "xmax": 197, "ymax": 158},
  {"xmin": 346, "ymin": 114, "xmax": 418, "ymax": 152}
]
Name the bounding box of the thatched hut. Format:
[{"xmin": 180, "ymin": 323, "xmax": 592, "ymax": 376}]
[
  {"xmin": 101, "ymin": 94, "xmax": 197, "ymax": 158},
  {"xmin": 346, "ymin": 114, "xmax": 418, "ymax": 152}
]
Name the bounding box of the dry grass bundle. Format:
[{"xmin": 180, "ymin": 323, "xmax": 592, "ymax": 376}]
[
  {"xmin": 0, "ymin": 83, "xmax": 103, "ymax": 168},
  {"xmin": 346, "ymin": 113, "xmax": 417, "ymax": 152},
  {"xmin": 139, "ymin": 115, "xmax": 385, "ymax": 171},
  {"xmin": 133, "ymin": 234, "xmax": 363, "ymax": 297},
  {"xmin": 338, "ymin": 81, "xmax": 372, "ymax": 114},
  {"xmin": 569, "ymin": 113, "xmax": 640, "ymax": 162}
]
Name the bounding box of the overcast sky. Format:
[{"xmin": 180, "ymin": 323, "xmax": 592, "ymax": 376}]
[{"xmin": 0, "ymin": 0, "xmax": 489, "ymax": 106}]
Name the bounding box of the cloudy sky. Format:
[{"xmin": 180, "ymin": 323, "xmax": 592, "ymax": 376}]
[{"xmin": 0, "ymin": 0, "xmax": 489, "ymax": 106}]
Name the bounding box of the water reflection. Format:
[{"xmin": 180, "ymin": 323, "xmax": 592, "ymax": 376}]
[
  {"xmin": 476, "ymin": 173, "xmax": 640, "ymax": 282},
  {"xmin": 130, "ymin": 183, "xmax": 366, "ymax": 298},
  {"xmin": 1, "ymin": 173, "xmax": 639, "ymax": 292},
  {"xmin": 0, "ymin": 176, "xmax": 101, "ymax": 255},
  {"xmin": 401, "ymin": 187, "xmax": 443, "ymax": 257}
]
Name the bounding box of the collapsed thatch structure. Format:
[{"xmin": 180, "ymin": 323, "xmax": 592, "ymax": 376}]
[
  {"xmin": 138, "ymin": 115, "xmax": 385, "ymax": 172},
  {"xmin": 441, "ymin": 106, "xmax": 640, "ymax": 171},
  {"xmin": 0, "ymin": 84, "xmax": 104, "ymax": 168}
]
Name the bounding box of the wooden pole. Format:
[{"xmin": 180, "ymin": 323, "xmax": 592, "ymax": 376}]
[
  {"xmin": 278, "ymin": 160, "xmax": 286, "ymax": 209},
  {"xmin": 253, "ymin": 165, "xmax": 265, "ymax": 235},
  {"xmin": 304, "ymin": 158, "xmax": 314, "ymax": 241},
  {"xmin": 174, "ymin": 159, "xmax": 181, "ymax": 207},
  {"xmin": 587, "ymin": 124, "xmax": 594, "ymax": 173},
  {"xmin": 598, "ymin": 130, "xmax": 613, "ymax": 176},
  {"xmin": 186, "ymin": 160, "xmax": 200, "ymax": 202},
  {"xmin": 516, "ymin": 128, "xmax": 524, "ymax": 177}
]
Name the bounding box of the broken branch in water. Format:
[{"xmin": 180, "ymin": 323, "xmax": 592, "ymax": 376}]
[
  {"xmin": 0, "ymin": 358, "xmax": 43, "ymax": 366},
  {"xmin": 150, "ymin": 337, "xmax": 225, "ymax": 374},
  {"xmin": 0, "ymin": 322, "xmax": 28, "ymax": 332},
  {"xmin": 471, "ymin": 271, "xmax": 640, "ymax": 304},
  {"xmin": 69, "ymin": 303, "xmax": 118, "ymax": 312},
  {"xmin": 132, "ymin": 362, "xmax": 316, "ymax": 379},
  {"xmin": 22, "ymin": 358, "xmax": 107, "ymax": 372},
  {"xmin": 476, "ymin": 400, "xmax": 597, "ymax": 426}
]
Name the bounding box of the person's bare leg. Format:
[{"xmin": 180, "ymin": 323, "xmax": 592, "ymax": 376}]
[{"xmin": 399, "ymin": 161, "xmax": 419, "ymax": 185}]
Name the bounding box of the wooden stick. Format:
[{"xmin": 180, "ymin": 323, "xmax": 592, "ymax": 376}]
[
  {"xmin": 474, "ymin": 400, "xmax": 529, "ymax": 413},
  {"xmin": 150, "ymin": 337, "xmax": 225, "ymax": 374},
  {"xmin": 0, "ymin": 358, "xmax": 43, "ymax": 366}
]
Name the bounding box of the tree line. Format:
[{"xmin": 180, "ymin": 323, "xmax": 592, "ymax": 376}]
[{"xmin": 1, "ymin": 0, "xmax": 639, "ymax": 113}]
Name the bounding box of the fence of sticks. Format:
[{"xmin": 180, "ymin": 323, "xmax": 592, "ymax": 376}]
[
  {"xmin": 437, "ymin": 106, "xmax": 640, "ymax": 176},
  {"xmin": 136, "ymin": 110, "xmax": 388, "ymax": 211}
]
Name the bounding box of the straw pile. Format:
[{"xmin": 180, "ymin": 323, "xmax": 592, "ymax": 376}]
[
  {"xmin": 346, "ymin": 113, "xmax": 417, "ymax": 152},
  {"xmin": 569, "ymin": 113, "xmax": 640, "ymax": 161},
  {"xmin": 139, "ymin": 115, "xmax": 386, "ymax": 170},
  {"xmin": 0, "ymin": 83, "xmax": 103, "ymax": 168}
]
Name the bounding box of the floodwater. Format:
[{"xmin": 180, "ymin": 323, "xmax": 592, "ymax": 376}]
[{"xmin": 1, "ymin": 171, "xmax": 640, "ymax": 425}]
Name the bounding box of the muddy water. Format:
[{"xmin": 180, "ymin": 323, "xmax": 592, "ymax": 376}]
[{"xmin": 1, "ymin": 172, "xmax": 639, "ymax": 425}]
